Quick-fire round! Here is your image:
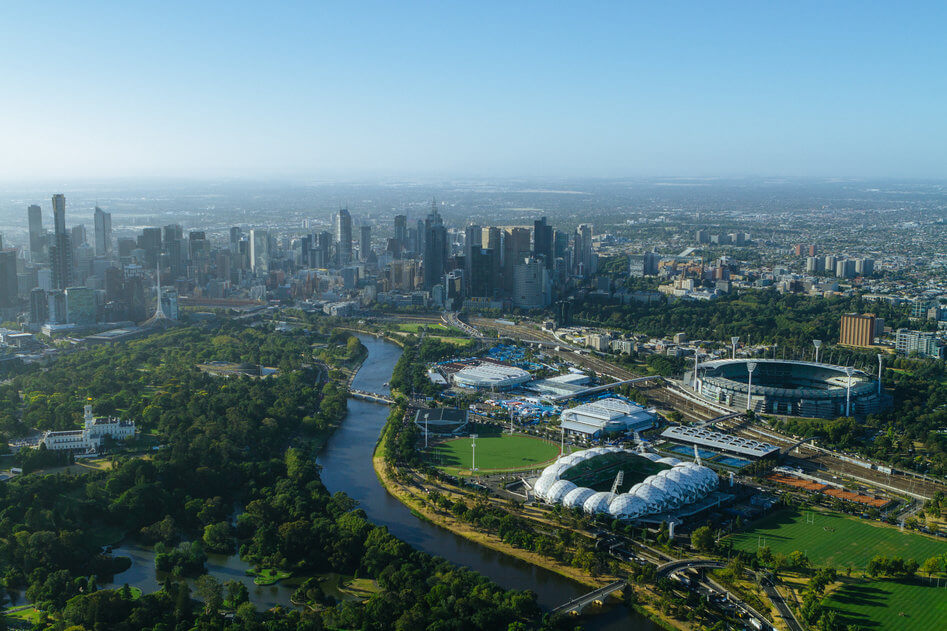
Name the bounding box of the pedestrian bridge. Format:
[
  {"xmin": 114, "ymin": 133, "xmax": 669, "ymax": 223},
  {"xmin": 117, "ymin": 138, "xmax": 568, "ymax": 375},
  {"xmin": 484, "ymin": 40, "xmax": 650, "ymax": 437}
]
[
  {"xmin": 551, "ymin": 580, "xmax": 626, "ymax": 615},
  {"xmin": 348, "ymin": 389, "xmax": 394, "ymax": 405}
]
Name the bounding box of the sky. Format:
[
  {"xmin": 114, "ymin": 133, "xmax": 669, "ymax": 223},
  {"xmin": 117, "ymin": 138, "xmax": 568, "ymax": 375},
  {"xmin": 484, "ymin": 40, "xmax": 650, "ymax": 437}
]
[{"xmin": 1, "ymin": 1, "xmax": 945, "ymax": 180}]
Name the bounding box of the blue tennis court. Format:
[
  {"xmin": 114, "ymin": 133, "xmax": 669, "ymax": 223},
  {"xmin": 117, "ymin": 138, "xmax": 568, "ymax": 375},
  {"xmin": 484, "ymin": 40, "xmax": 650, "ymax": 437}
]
[
  {"xmin": 669, "ymin": 444, "xmax": 715, "ymax": 459},
  {"xmin": 714, "ymin": 455, "xmax": 751, "ymax": 469}
]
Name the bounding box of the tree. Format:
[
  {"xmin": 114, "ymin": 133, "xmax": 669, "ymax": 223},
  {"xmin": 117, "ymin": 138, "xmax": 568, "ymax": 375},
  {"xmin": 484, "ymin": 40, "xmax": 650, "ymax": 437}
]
[
  {"xmin": 225, "ymin": 580, "xmax": 249, "ymax": 608},
  {"xmin": 921, "ymin": 556, "xmax": 942, "ymax": 580},
  {"xmin": 194, "ymin": 574, "xmax": 223, "ymax": 617},
  {"xmin": 202, "ymin": 521, "xmax": 234, "ymax": 553},
  {"xmin": 691, "ymin": 526, "xmax": 714, "ymax": 552}
]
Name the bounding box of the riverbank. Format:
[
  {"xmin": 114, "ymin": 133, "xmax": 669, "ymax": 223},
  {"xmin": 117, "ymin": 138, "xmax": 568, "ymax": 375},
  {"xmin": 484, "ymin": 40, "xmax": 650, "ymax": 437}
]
[{"xmin": 370, "ymin": 446, "xmax": 610, "ymax": 590}]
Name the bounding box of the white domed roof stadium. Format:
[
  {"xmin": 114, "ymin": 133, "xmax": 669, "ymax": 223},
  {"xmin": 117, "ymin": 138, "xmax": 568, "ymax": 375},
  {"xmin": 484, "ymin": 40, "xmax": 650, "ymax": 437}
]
[
  {"xmin": 562, "ymin": 487, "xmax": 597, "ymax": 510},
  {"xmin": 583, "ymin": 491, "xmax": 616, "ymax": 514},
  {"xmin": 530, "ymin": 448, "xmax": 719, "ymax": 520},
  {"xmin": 545, "ymin": 479, "xmax": 578, "ymax": 503},
  {"xmin": 532, "ymin": 474, "xmax": 557, "ymax": 499},
  {"xmin": 608, "ymin": 494, "xmax": 649, "ymax": 519}
]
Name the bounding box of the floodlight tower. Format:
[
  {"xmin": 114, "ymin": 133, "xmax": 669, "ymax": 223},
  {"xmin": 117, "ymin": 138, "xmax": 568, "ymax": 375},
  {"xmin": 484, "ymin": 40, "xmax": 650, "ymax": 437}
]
[
  {"xmin": 470, "ymin": 434, "xmax": 478, "ymax": 472},
  {"xmin": 813, "ymin": 339, "xmax": 822, "ymax": 363},
  {"xmin": 425, "ymin": 414, "xmax": 429, "ymax": 448},
  {"xmin": 746, "ymin": 361, "xmax": 757, "ymax": 412},
  {"xmin": 844, "ymin": 367, "xmax": 854, "ymax": 417},
  {"xmin": 731, "ymin": 336, "xmax": 740, "ymax": 359},
  {"xmin": 692, "ymin": 350, "xmax": 703, "ymax": 390},
  {"xmin": 877, "ymin": 354, "xmax": 884, "ymax": 396}
]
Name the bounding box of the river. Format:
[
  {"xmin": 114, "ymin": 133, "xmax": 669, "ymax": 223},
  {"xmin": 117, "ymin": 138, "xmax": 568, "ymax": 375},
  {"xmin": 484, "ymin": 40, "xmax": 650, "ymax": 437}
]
[
  {"xmin": 316, "ymin": 335, "xmax": 660, "ymax": 631},
  {"xmin": 105, "ymin": 334, "xmax": 659, "ymax": 629}
]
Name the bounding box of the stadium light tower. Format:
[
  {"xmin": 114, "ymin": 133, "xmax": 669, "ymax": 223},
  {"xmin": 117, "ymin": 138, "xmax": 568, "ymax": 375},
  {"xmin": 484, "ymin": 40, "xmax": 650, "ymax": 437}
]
[
  {"xmin": 877, "ymin": 354, "xmax": 884, "ymax": 396},
  {"xmin": 692, "ymin": 350, "xmax": 703, "ymax": 390},
  {"xmin": 731, "ymin": 336, "xmax": 740, "ymax": 359},
  {"xmin": 846, "ymin": 366, "xmax": 856, "ymax": 416},
  {"xmin": 425, "ymin": 414, "xmax": 429, "ymax": 448},
  {"xmin": 746, "ymin": 361, "xmax": 757, "ymax": 411},
  {"xmin": 470, "ymin": 434, "xmax": 478, "ymax": 472},
  {"xmin": 813, "ymin": 339, "xmax": 822, "ymax": 363}
]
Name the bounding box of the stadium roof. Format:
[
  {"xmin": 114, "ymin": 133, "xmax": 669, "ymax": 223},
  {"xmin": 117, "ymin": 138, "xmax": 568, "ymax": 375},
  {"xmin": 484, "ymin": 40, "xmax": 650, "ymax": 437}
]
[
  {"xmin": 452, "ymin": 362, "xmax": 531, "ymax": 388},
  {"xmin": 661, "ymin": 425, "xmax": 779, "ymax": 458},
  {"xmin": 560, "ymin": 397, "xmax": 656, "ymax": 436}
]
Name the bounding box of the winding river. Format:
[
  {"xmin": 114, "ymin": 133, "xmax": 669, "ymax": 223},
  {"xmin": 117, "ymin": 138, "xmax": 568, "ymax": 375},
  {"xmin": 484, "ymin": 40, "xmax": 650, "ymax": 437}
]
[
  {"xmin": 103, "ymin": 334, "xmax": 659, "ymax": 629},
  {"xmin": 316, "ymin": 335, "xmax": 660, "ymax": 631}
]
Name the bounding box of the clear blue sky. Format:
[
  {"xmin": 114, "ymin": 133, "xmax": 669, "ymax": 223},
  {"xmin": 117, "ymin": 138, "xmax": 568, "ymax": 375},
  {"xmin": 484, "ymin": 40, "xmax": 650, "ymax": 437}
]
[{"xmin": 1, "ymin": 1, "xmax": 944, "ymax": 179}]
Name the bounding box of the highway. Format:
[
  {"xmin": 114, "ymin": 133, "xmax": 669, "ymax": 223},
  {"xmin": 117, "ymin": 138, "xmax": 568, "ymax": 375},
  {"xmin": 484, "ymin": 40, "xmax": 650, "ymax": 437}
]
[{"xmin": 760, "ymin": 573, "xmax": 805, "ymax": 631}]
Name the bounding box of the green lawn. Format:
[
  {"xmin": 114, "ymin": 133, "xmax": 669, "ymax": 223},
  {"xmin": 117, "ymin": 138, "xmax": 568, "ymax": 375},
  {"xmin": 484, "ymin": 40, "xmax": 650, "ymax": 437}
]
[
  {"xmin": 729, "ymin": 509, "xmax": 947, "ymax": 571},
  {"xmin": 823, "ymin": 578, "xmax": 947, "ymax": 631},
  {"xmin": 427, "ymin": 431, "xmax": 560, "ymax": 475},
  {"xmin": 249, "ymin": 568, "xmax": 291, "ymax": 585},
  {"xmin": 396, "ymin": 323, "xmax": 465, "ymax": 336}
]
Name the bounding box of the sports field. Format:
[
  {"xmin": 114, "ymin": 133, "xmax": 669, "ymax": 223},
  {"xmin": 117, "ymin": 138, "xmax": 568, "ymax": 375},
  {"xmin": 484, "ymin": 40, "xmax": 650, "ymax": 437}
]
[
  {"xmin": 729, "ymin": 509, "xmax": 947, "ymax": 571},
  {"xmin": 823, "ymin": 579, "xmax": 947, "ymax": 631},
  {"xmin": 561, "ymin": 452, "xmax": 669, "ymax": 493},
  {"xmin": 427, "ymin": 430, "xmax": 559, "ymax": 475}
]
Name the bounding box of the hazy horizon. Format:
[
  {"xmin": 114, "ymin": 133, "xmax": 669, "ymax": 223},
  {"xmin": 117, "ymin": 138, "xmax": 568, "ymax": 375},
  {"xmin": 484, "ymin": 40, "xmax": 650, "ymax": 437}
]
[{"xmin": 2, "ymin": 2, "xmax": 945, "ymax": 180}]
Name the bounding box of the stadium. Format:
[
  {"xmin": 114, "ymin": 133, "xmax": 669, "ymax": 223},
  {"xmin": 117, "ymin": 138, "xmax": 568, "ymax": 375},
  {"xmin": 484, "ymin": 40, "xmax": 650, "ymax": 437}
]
[
  {"xmin": 531, "ymin": 447, "xmax": 719, "ymax": 520},
  {"xmin": 688, "ymin": 359, "xmax": 885, "ymax": 419},
  {"xmin": 449, "ymin": 361, "xmax": 532, "ymax": 390}
]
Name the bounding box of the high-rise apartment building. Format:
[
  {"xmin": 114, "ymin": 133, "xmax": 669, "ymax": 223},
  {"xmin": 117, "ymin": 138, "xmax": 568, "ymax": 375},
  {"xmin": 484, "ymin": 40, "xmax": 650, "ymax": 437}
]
[
  {"xmin": 335, "ymin": 208, "xmax": 352, "ymax": 265},
  {"xmin": 423, "ymin": 201, "xmax": 447, "ymax": 289},
  {"xmin": 359, "ymin": 225, "xmax": 372, "ymax": 261},
  {"xmin": 28, "ymin": 204, "xmax": 46, "ymax": 263},
  {"xmin": 0, "ymin": 249, "xmax": 17, "ymax": 309},
  {"xmin": 49, "ymin": 194, "xmax": 73, "ymax": 290},
  {"xmin": 895, "ymin": 329, "xmax": 944, "ymax": 359},
  {"xmin": 93, "ymin": 206, "xmax": 112, "ymax": 257},
  {"xmin": 839, "ymin": 313, "xmax": 876, "ymax": 347}
]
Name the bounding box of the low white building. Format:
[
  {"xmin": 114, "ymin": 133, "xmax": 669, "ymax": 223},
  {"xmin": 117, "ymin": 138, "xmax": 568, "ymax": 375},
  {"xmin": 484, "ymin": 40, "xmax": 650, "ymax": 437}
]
[
  {"xmin": 40, "ymin": 403, "xmax": 136, "ymax": 452},
  {"xmin": 559, "ymin": 397, "xmax": 657, "ymax": 438}
]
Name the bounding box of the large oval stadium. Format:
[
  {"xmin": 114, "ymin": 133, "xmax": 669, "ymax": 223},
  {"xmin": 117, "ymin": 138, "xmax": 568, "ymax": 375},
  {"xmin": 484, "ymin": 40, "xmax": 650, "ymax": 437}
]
[
  {"xmin": 531, "ymin": 447, "xmax": 718, "ymax": 520},
  {"xmin": 690, "ymin": 359, "xmax": 885, "ymax": 419}
]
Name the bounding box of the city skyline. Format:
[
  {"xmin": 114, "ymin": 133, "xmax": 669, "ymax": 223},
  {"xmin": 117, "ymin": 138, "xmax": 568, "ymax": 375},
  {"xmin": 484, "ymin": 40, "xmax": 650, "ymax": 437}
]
[{"xmin": 1, "ymin": 2, "xmax": 945, "ymax": 180}]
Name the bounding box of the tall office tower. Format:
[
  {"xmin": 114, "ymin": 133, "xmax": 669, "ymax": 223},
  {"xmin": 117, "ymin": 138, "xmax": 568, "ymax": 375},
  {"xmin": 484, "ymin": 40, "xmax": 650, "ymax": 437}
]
[
  {"xmin": 189, "ymin": 231, "xmax": 209, "ymax": 261},
  {"xmin": 423, "ymin": 200, "xmax": 448, "ymax": 289},
  {"xmin": 513, "ymin": 257, "xmax": 550, "ymax": 309},
  {"xmin": 49, "ymin": 194, "xmax": 73, "ymax": 290},
  {"xmin": 229, "ymin": 226, "xmax": 242, "ymax": 251},
  {"xmin": 468, "ymin": 247, "xmax": 499, "ymax": 298},
  {"xmin": 463, "ymin": 224, "xmax": 481, "ymax": 295},
  {"xmin": 503, "ymin": 227, "xmax": 532, "ymax": 294},
  {"xmin": 249, "ymin": 229, "xmax": 269, "ymax": 273},
  {"xmin": 575, "ymin": 223, "xmax": 593, "ymax": 277},
  {"xmin": 335, "ymin": 207, "xmax": 352, "ymax": 265},
  {"xmin": 695, "ymin": 229, "xmax": 709, "ymax": 244},
  {"xmin": 0, "ymin": 249, "xmax": 17, "ymax": 309},
  {"xmin": 360, "ymin": 225, "xmax": 372, "ymax": 261},
  {"xmin": 71, "ymin": 224, "xmax": 87, "ymax": 247},
  {"xmin": 138, "ymin": 227, "xmax": 163, "ymax": 267},
  {"xmin": 393, "ymin": 214, "xmax": 407, "ymax": 253},
  {"xmin": 839, "ymin": 313, "xmax": 876, "ymax": 347},
  {"xmin": 93, "ymin": 206, "xmax": 112, "ymax": 256},
  {"xmin": 29, "ymin": 288, "xmax": 48, "ymax": 324},
  {"xmin": 533, "ymin": 217, "xmax": 553, "ymax": 268},
  {"xmin": 415, "ymin": 219, "xmax": 425, "ymax": 254},
  {"xmin": 28, "ymin": 204, "xmax": 46, "ymax": 263},
  {"xmin": 482, "ymin": 226, "xmax": 501, "ymax": 251}
]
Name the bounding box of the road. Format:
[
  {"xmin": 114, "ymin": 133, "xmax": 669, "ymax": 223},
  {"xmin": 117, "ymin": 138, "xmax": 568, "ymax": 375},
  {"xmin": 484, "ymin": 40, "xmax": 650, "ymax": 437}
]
[{"xmin": 760, "ymin": 574, "xmax": 805, "ymax": 631}]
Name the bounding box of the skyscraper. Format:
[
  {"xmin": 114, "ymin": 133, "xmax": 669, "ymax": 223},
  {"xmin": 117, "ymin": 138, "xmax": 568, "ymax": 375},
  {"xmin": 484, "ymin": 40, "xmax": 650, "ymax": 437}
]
[
  {"xmin": 423, "ymin": 200, "xmax": 448, "ymax": 289},
  {"xmin": 93, "ymin": 206, "xmax": 112, "ymax": 256},
  {"xmin": 393, "ymin": 214, "xmax": 407, "ymax": 254},
  {"xmin": 359, "ymin": 225, "xmax": 372, "ymax": 261},
  {"xmin": 336, "ymin": 207, "xmax": 352, "ymax": 265},
  {"xmin": 503, "ymin": 227, "xmax": 532, "ymax": 294},
  {"xmin": 463, "ymin": 224, "xmax": 481, "ymax": 295},
  {"xmin": 0, "ymin": 249, "xmax": 17, "ymax": 309},
  {"xmin": 533, "ymin": 217, "xmax": 553, "ymax": 268},
  {"xmin": 49, "ymin": 194, "xmax": 73, "ymax": 290},
  {"xmin": 250, "ymin": 229, "xmax": 269, "ymax": 273},
  {"xmin": 28, "ymin": 204, "xmax": 46, "ymax": 263}
]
